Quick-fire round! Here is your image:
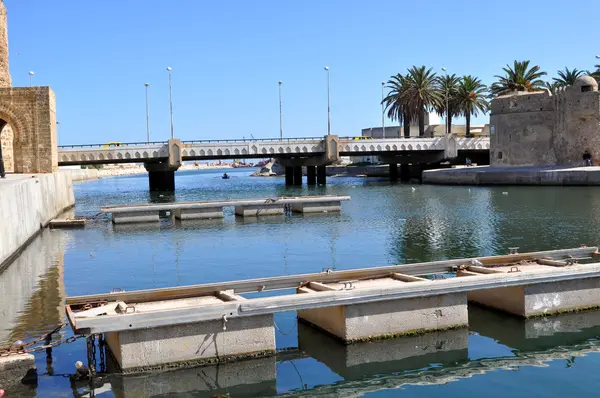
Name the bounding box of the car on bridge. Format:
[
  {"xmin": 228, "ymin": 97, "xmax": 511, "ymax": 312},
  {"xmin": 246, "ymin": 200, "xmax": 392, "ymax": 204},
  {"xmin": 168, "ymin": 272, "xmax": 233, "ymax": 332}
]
[
  {"xmin": 352, "ymin": 136, "xmax": 374, "ymax": 140},
  {"xmin": 101, "ymin": 142, "xmax": 126, "ymax": 148}
]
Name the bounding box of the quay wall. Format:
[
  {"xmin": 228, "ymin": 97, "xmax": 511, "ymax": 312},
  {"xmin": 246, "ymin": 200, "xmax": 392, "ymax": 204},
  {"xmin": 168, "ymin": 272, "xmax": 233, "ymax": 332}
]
[
  {"xmin": 0, "ymin": 172, "xmax": 74, "ymax": 269},
  {"xmin": 423, "ymin": 166, "xmax": 600, "ymax": 186},
  {"xmin": 67, "ymin": 168, "xmax": 100, "ymax": 182}
]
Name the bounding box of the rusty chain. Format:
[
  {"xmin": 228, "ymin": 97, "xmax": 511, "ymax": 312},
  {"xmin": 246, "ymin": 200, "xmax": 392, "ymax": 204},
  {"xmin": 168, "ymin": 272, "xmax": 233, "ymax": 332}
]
[{"xmin": 0, "ymin": 323, "xmax": 86, "ymax": 357}]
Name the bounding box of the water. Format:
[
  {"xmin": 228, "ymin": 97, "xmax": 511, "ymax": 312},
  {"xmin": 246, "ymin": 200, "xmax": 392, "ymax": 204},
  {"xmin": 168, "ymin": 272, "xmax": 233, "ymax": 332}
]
[{"xmin": 4, "ymin": 168, "xmax": 600, "ymax": 396}]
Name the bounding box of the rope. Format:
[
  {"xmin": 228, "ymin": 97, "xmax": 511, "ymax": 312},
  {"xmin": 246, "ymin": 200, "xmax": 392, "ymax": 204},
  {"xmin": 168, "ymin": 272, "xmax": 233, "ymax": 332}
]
[{"xmin": 274, "ymin": 319, "xmax": 298, "ymax": 336}]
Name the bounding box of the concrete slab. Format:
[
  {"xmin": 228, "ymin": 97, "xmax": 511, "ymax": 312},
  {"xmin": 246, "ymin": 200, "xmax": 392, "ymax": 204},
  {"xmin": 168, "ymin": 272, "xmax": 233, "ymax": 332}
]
[
  {"xmin": 105, "ymin": 314, "xmax": 276, "ymax": 373},
  {"xmin": 0, "ymin": 353, "xmax": 36, "ymax": 391},
  {"xmin": 174, "ymin": 207, "xmax": 224, "ymax": 220},
  {"xmin": 291, "ymin": 201, "xmax": 341, "ymax": 213},
  {"xmin": 298, "ymin": 292, "xmax": 468, "ymax": 342},
  {"xmin": 112, "ymin": 211, "xmax": 159, "ymax": 224},
  {"xmin": 234, "ymin": 204, "xmax": 285, "ymax": 217}
]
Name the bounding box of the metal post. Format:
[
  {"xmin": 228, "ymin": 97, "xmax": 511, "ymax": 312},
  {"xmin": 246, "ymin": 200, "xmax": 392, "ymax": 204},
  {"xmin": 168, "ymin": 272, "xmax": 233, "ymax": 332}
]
[
  {"xmin": 381, "ymin": 82, "xmax": 385, "ymax": 139},
  {"xmin": 278, "ymin": 81, "xmax": 283, "ymax": 140},
  {"xmin": 167, "ymin": 67, "xmax": 174, "ymax": 140},
  {"xmin": 145, "ymin": 83, "xmax": 150, "ymax": 143},
  {"xmin": 29, "ymin": 71, "xmax": 34, "ymax": 87},
  {"xmin": 442, "ymin": 67, "xmax": 449, "ymax": 138},
  {"xmin": 325, "ymin": 66, "xmax": 330, "ymax": 135}
]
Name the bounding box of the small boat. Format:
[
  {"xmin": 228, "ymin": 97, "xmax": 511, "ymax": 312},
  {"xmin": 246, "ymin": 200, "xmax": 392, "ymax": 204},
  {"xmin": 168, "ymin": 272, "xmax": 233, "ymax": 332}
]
[{"xmin": 222, "ymin": 173, "xmax": 230, "ymax": 180}]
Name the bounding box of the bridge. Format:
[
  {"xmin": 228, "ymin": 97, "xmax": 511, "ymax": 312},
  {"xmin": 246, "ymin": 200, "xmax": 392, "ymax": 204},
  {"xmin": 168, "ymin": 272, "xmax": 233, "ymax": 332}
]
[{"xmin": 58, "ymin": 135, "xmax": 490, "ymax": 190}]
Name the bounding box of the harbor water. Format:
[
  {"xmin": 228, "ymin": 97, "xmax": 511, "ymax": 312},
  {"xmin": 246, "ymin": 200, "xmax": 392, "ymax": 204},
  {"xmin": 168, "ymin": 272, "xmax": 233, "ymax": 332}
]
[{"xmin": 3, "ymin": 168, "xmax": 600, "ymax": 397}]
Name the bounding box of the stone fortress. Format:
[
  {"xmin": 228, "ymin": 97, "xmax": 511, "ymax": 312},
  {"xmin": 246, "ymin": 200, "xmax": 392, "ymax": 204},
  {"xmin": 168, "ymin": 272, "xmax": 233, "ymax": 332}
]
[
  {"xmin": 0, "ymin": 0, "xmax": 57, "ymax": 174},
  {"xmin": 490, "ymin": 76, "xmax": 600, "ymax": 167}
]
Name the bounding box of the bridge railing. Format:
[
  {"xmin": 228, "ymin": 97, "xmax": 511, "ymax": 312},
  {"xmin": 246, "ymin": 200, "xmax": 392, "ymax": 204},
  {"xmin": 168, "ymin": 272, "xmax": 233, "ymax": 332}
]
[
  {"xmin": 181, "ymin": 137, "xmax": 324, "ymax": 144},
  {"xmin": 58, "ymin": 141, "xmax": 168, "ymax": 149}
]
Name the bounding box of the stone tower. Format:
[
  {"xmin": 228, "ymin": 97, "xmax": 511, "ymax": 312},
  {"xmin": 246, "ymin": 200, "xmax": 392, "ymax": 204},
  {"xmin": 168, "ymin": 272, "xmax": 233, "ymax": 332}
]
[{"xmin": 0, "ymin": 0, "xmax": 11, "ymax": 87}]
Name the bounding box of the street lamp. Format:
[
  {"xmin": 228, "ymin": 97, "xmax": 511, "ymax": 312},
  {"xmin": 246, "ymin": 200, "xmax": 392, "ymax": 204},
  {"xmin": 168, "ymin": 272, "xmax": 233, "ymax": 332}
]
[
  {"xmin": 324, "ymin": 66, "xmax": 331, "ymax": 135},
  {"xmin": 145, "ymin": 83, "xmax": 151, "ymax": 143},
  {"xmin": 28, "ymin": 71, "xmax": 34, "ymax": 87},
  {"xmin": 278, "ymin": 81, "xmax": 283, "ymax": 140},
  {"xmin": 381, "ymin": 82, "xmax": 386, "ymax": 139},
  {"xmin": 167, "ymin": 67, "xmax": 174, "ymax": 140},
  {"xmin": 441, "ymin": 67, "xmax": 449, "ymax": 138}
]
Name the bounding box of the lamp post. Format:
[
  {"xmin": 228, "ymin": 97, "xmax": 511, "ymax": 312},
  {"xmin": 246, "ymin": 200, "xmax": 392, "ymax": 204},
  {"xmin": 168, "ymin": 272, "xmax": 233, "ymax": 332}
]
[
  {"xmin": 441, "ymin": 67, "xmax": 449, "ymax": 138},
  {"xmin": 381, "ymin": 82, "xmax": 386, "ymax": 139},
  {"xmin": 145, "ymin": 83, "xmax": 151, "ymax": 143},
  {"xmin": 278, "ymin": 81, "xmax": 283, "ymax": 140},
  {"xmin": 167, "ymin": 67, "xmax": 174, "ymax": 140},
  {"xmin": 28, "ymin": 71, "xmax": 34, "ymax": 87},
  {"xmin": 324, "ymin": 66, "xmax": 331, "ymax": 135}
]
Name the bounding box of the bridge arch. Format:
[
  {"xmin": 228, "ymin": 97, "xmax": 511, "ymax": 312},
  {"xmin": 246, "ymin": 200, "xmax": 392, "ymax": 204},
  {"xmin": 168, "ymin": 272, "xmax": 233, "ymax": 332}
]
[{"xmin": 0, "ymin": 101, "xmax": 32, "ymax": 173}]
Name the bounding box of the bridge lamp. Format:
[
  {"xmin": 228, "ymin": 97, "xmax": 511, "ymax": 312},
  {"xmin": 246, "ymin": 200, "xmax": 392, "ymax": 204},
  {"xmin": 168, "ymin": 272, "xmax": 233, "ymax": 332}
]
[
  {"xmin": 324, "ymin": 66, "xmax": 330, "ymax": 135},
  {"xmin": 278, "ymin": 81, "xmax": 283, "ymax": 140},
  {"xmin": 145, "ymin": 83, "xmax": 151, "ymax": 143},
  {"xmin": 167, "ymin": 67, "xmax": 174, "ymax": 140},
  {"xmin": 381, "ymin": 82, "xmax": 386, "ymax": 139},
  {"xmin": 28, "ymin": 71, "xmax": 34, "ymax": 87}
]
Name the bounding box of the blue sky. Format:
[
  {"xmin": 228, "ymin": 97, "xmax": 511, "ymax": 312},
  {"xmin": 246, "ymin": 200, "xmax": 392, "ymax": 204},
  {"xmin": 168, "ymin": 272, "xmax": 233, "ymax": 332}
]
[{"xmin": 6, "ymin": 0, "xmax": 600, "ymax": 144}]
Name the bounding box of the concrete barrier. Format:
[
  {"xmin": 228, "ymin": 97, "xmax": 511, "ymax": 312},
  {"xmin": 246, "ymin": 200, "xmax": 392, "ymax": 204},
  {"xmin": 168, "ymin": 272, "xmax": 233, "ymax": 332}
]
[{"xmin": 0, "ymin": 173, "xmax": 74, "ymax": 270}]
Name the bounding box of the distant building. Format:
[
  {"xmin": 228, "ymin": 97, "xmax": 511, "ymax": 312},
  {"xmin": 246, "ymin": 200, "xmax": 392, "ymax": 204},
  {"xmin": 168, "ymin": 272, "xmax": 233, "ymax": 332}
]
[{"xmin": 490, "ymin": 76, "xmax": 600, "ymax": 167}]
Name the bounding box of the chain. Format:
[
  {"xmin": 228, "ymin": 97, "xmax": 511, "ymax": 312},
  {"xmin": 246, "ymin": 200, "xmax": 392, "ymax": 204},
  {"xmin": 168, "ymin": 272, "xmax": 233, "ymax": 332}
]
[
  {"xmin": 87, "ymin": 335, "xmax": 97, "ymax": 376},
  {"xmin": 0, "ymin": 324, "xmax": 83, "ymax": 357},
  {"xmin": 98, "ymin": 334, "xmax": 106, "ymax": 373}
]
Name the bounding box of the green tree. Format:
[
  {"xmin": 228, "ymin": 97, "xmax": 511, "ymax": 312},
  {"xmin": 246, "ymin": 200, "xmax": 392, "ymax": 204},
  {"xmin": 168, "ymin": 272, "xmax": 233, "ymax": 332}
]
[
  {"xmin": 383, "ymin": 73, "xmax": 412, "ymax": 138},
  {"xmin": 590, "ymin": 64, "xmax": 600, "ymax": 83},
  {"xmin": 490, "ymin": 60, "xmax": 547, "ymax": 96},
  {"xmin": 553, "ymin": 67, "xmax": 585, "ymax": 86},
  {"xmin": 543, "ymin": 81, "xmax": 560, "ymax": 94},
  {"xmin": 456, "ymin": 75, "xmax": 489, "ymax": 137},
  {"xmin": 435, "ymin": 73, "xmax": 461, "ymax": 136},
  {"xmin": 402, "ymin": 66, "xmax": 442, "ymax": 136}
]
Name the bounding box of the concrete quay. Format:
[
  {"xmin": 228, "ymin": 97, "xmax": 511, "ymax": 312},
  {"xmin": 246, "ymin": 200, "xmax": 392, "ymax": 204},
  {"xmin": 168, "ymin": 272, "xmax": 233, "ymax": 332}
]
[
  {"xmin": 0, "ymin": 172, "xmax": 74, "ymax": 270},
  {"xmin": 66, "ymin": 246, "xmax": 600, "ymax": 372},
  {"xmin": 103, "ymin": 195, "xmax": 351, "ymax": 224},
  {"xmin": 423, "ymin": 165, "xmax": 600, "ymax": 186}
]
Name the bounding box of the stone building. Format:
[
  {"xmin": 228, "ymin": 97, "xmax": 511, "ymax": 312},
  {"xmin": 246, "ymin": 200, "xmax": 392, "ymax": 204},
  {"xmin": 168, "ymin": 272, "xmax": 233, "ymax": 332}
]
[
  {"xmin": 490, "ymin": 76, "xmax": 600, "ymax": 167},
  {"xmin": 0, "ymin": 0, "xmax": 58, "ymax": 174}
]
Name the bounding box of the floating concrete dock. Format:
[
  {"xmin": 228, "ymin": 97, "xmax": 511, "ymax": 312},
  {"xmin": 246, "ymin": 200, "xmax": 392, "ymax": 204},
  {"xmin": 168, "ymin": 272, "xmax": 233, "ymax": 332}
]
[
  {"xmin": 66, "ymin": 246, "xmax": 600, "ymax": 373},
  {"xmin": 101, "ymin": 195, "xmax": 351, "ymax": 224}
]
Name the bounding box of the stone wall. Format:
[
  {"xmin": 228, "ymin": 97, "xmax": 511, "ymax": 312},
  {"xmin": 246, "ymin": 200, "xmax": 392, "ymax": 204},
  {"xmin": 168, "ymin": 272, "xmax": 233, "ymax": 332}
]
[
  {"xmin": 490, "ymin": 77, "xmax": 600, "ymax": 167},
  {"xmin": 490, "ymin": 91, "xmax": 555, "ymax": 166},
  {"xmin": 0, "ymin": 172, "xmax": 74, "ymax": 268},
  {"xmin": 1, "ymin": 122, "xmax": 13, "ymax": 172},
  {"xmin": 0, "ymin": 0, "xmax": 11, "ymax": 88},
  {"xmin": 0, "ymin": 87, "xmax": 58, "ymax": 173}
]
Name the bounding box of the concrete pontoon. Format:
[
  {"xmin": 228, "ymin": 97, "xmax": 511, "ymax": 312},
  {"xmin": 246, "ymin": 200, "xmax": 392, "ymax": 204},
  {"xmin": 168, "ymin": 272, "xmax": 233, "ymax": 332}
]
[
  {"xmin": 101, "ymin": 195, "xmax": 351, "ymax": 223},
  {"xmin": 66, "ymin": 246, "xmax": 600, "ymax": 372}
]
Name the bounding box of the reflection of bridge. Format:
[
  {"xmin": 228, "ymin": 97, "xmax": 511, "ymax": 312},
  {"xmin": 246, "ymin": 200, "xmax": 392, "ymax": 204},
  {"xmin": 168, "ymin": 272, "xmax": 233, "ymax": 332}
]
[{"xmin": 58, "ymin": 136, "xmax": 490, "ymax": 191}]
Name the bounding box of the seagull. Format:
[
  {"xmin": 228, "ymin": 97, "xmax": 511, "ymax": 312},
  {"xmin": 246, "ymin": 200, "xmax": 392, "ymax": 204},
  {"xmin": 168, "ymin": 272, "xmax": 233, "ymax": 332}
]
[
  {"xmin": 411, "ymin": 187, "xmax": 416, "ymax": 192},
  {"xmin": 471, "ymin": 259, "xmax": 484, "ymax": 267},
  {"xmin": 502, "ymin": 192, "xmax": 508, "ymax": 195}
]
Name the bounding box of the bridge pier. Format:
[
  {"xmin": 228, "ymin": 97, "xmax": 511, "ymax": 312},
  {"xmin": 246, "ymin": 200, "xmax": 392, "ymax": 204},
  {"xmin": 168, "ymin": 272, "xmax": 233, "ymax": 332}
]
[
  {"xmin": 400, "ymin": 164, "xmax": 411, "ymax": 182},
  {"xmin": 307, "ymin": 166, "xmax": 316, "ymax": 185},
  {"xmin": 389, "ymin": 163, "xmax": 398, "ymax": 182},
  {"xmin": 145, "ymin": 163, "xmax": 177, "ymax": 191},
  {"xmin": 285, "ymin": 167, "xmax": 294, "ymax": 186},
  {"xmin": 317, "ymin": 165, "xmax": 326, "ymax": 185},
  {"xmin": 293, "ymin": 166, "xmax": 303, "ymax": 186}
]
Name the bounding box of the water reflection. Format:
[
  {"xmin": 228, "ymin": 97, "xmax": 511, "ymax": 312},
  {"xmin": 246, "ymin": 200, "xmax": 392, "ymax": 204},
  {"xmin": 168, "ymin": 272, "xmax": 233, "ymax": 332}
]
[{"xmin": 0, "ymin": 229, "xmax": 67, "ymax": 345}]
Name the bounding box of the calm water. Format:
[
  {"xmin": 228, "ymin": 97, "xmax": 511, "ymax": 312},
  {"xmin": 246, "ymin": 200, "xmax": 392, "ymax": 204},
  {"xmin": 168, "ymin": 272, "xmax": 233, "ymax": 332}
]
[{"xmin": 4, "ymin": 168, "xmax": 600, "ymax": 397}]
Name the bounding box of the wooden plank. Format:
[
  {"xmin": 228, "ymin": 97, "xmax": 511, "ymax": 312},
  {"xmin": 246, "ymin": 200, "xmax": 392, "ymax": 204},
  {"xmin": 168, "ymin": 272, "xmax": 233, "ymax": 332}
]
[
  {"xmin": 73, "ymin": 301, "xmax": 126, "ymax": 318},
  {"xmin": 391, "ymin": 273, "xmax": 430, "ymax": 282},
  {"xmin": 537, "ymin": 258, "xmax": 569, "ymax": 267},
  {"xmin": 467, "ymin": 266, "xmax": 505, "ymax": 274},
  {"xmin": 308, "ymin": 282, "xmax": 338, "ymax": 291},
  {"xmin": 69, "ymin": 263, "xmax": 600, "ymax": 334},
  {"xmin": 297, "ymin": 287, "xmax": 314, "ymax": 294},
  {"xmin": 456, "ymin": 270, "xmax": 482, "ymax": 277},
  {"xmin": 217, "ymin": 291, "xmax": 246, "ymax": 301},
  {"xmin": 66, "ymin": 247, "xmax": 599, "ymax": 306}
]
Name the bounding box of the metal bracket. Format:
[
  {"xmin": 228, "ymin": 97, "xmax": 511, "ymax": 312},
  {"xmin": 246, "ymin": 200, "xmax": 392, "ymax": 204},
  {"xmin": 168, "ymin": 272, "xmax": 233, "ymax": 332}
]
[{"xmin": 509, "ymin": 266, "xmax": 520, "ymax": 273}]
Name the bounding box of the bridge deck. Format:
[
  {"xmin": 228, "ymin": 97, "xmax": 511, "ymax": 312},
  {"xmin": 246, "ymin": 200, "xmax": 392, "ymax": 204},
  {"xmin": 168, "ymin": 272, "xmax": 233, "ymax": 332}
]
[{"xmin": 66, "ymin": 246, "xmax": 599, "ymax": 334}]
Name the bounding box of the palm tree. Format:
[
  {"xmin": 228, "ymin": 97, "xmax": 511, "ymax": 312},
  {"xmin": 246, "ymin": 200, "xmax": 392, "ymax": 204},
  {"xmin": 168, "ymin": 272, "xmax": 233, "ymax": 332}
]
[
  {"xmin": 456, "ymin": 75, "xmax": 489, "ymax": 137},
  {"xmin": 591, "ymin": 64, "xmax": 600, "ymax": 83},
  {"xmin": 435, "ymin": 74, "xmax": 461, "ymax": 136},
  {"xmin": 402, "ymin": 66, "xmax": 441, "ymax": 136},
  {"xmin": 553, "ymin": 67, "xmax": 585, "ymax": 86},
  {"xmin": 383, "ymin": 74, "xmax": 411, "ymax": 138},
  {"xmin": 490, "ymin": 60, "xmax": 547, "ymax": 96},
  {"xmin": 543, "ymin": 81, "xmax": 560, "ymax": 94}
]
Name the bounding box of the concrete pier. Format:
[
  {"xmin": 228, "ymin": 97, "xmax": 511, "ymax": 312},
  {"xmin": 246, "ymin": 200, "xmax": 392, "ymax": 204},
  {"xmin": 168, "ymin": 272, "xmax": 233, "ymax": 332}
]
[
  {"xmin": 291, "ymin": 200, "xmax": 342, "ymax": 213},
  {"xmin": 389, "ymin": 163, "xmax": 398, "ymax": 181},
  {"xmin": 293, "ymin": 166, "xmax": 302, "ymax": 186},
  {"xmin": 174, "ymin": 207, "xmax": 224, "ymax": 220},
  {"xmin": 317, "ymin": 164, "xmax": 326, "ymax": 185},
  {"xmin": 234, "ymin": 203, "xmax": 285, "ymax": 217},
  {"xmin": 307, "ymin": 165, "xmax": 316, "ymax": 185},
  {"xmin": 0, "ymin": 354, "xmax": 36, "ymax": 394},
  {"xmin": 112, "ymin": 210, "xmax": 160, "ymax": 224},
  {"xmin": 458, "ymin": 263, "xmax": 600, "ymax": 317},
  {"xmin": 297, "ymin": 276, "xmax": 468, "ymax": 342},
  {"xmin": 284, "ymin": 166, "xmax": 294, "ymax": 185}
]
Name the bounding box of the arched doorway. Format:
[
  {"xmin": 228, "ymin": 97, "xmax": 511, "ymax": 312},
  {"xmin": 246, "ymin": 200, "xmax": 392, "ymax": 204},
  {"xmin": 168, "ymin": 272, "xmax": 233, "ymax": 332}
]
[{"xmin": 0, "ymin": 119, "xmax": 14, "ymax": 176}]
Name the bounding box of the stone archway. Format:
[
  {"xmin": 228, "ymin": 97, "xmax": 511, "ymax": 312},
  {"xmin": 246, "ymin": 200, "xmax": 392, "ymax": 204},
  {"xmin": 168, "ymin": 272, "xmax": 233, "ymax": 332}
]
[
  {"xmin": 0, "ymin": 87, "xmax": 58, "ymax": 173},
  {"xmin": 0, "ymin": 121, "xmax": 12, "ymax": 172}
]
